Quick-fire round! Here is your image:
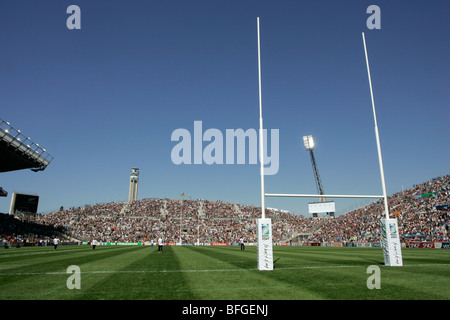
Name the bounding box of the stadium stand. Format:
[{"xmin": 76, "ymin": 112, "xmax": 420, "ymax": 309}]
[
  {"xmin": 307, "ymin": 175, "xmax": 450, "ymax": 243},
  {"xmin": 0, "ymin": 119, "xmax": 55, "ymax": 247},
  {"xmin": 1, "ymin": 175, "xmax": 449, "ymax": 247},
  {"xmin": 0, "ymin": 212, "xmax": 66, "ymax": 247}
]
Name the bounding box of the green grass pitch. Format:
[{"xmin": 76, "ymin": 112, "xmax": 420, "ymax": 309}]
[{"xmin": 1, "ymin": 245, "xmax": 449, "ymax": 300}]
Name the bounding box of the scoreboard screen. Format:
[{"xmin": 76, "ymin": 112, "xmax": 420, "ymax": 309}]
[
  {"xmin": 308, "ymin": 201, "xmax": 335, "ymax": 216},
  {"xmin": 9, "ymin": 193, "xmax": 39, "ymax": 217}
]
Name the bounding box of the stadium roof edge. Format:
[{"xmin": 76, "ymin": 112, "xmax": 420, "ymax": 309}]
[{"xmin": 0, "ymin": 119, "xmax": 54, "ymax": 173}]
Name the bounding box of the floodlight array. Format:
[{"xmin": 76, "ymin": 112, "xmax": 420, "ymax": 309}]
[{"xmin": 303, "ymin": 135, "xmax": 315, "ymax": 151}]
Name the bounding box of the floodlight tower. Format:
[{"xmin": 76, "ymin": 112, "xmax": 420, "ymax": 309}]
[
  {"xmin": 303, "ymin": 135, "xmax": 325, "ymax": 202},
  {"xmin": 128, "ymin": 168, "xmax": 139, "ymax": 202}
]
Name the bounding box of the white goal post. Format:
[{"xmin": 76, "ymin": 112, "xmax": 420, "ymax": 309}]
[{"xmin": 255, "ymin": 21, "xmax": 402, "ymax": 269}]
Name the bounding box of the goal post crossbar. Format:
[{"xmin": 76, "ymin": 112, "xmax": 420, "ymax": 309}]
[{"xmin": 265, "ymin": 193, "xmax": 383, "ymax": 199}]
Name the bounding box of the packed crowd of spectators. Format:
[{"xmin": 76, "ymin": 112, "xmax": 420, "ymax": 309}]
[
  {"xmin": 307, "ymin": 175, "xmax": 450, "ymax": 243},
  {"xmin": 2, "ymin": 175, "xmax": 449, "ymax": 246},
  {"xmin": 28, "ymin": 198, "xmax": 313, "ymax": 244},
  {"xmin": 0, "ymin": 211, "xmax": 65, "ymax": 247}
]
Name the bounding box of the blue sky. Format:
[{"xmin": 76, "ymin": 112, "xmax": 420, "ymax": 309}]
[{"xmin": 0, "ymin": 1, "xmax": 449, "ymax": 216}]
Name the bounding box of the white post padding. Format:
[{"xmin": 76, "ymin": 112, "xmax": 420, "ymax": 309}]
[
  {"xmin": 380, "ymin": 218, "xmax": 403, "ymax": 266},
  {"xmin": 257, "ymin": 218, "xmax": 273, "ymax": 270}
]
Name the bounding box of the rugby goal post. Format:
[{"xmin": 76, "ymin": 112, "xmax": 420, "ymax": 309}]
[{"xmin": 256, "ymin": 20, "xmax": 402, "ymax": 269}]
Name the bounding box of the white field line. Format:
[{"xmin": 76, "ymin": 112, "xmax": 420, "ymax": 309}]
[{"xmin": 1, "ymin": 263, "xmax": 449, "ymax": 276}]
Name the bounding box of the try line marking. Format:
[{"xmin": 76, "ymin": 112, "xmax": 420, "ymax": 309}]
[{"xmin": 1, "ymin": 263, "xmax": 449, "ymax": 276}]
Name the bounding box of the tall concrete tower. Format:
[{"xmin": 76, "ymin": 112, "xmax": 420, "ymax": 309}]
[{"xmin": 128, "ymin": 168, "xmax": 139, "ymax": 202}]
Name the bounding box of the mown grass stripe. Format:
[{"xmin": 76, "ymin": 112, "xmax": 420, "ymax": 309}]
[
  {"xmin": 1, "ymin": 262, "xmax": 449, "ymax": 276},
  {"xmin": 171, "ymin": 246, "xmax": 323, "ymax": 299},
  {"xmin": 0, "ymin": 246, "xmax": 449, "ymax": 300}
]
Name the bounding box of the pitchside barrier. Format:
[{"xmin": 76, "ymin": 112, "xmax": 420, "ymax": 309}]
[
  {"xmin": 3, "ymin": 241, "xmax": 448, "ymax": 248},
  {"xmin": 4, "ymin": 241, "xmax": 448, "ymax": 248},
  {"xmin": 45, "ymin": 241, "xmax": 449, "ymax": 249}
]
